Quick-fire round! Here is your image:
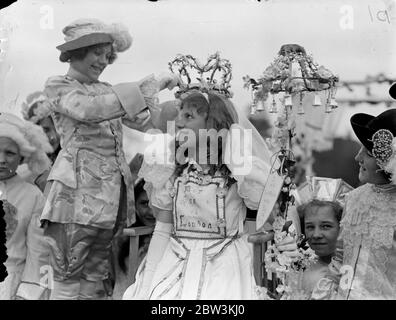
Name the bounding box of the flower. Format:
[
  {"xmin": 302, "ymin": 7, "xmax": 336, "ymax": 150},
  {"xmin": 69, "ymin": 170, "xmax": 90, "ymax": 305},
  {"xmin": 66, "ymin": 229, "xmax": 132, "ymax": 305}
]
[{"xmin": 316, "ymin": 65, "xmax": 334, "ymax": 80}]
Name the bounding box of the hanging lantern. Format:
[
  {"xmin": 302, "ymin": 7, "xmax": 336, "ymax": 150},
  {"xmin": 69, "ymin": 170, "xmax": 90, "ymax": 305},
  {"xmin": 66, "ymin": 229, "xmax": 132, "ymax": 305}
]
[
  {"xmin": 313, "ymin": 93, "xmax": 322, "ymax": 107},
  {"xmin": 269, "ymin": 96, "xmax": 278, "ymax": 113},
  {"xmin": 330, "ymin": 98, "xmax": 338, "ymax": 109},
  {"xmin": 284, "ymin": 94, "xmax": 293, "ymax": 107},
  {"xmin": 243, "ymin": 44, "xmax": 339, "ymax": 116},
  {"xmin": 297, "ymin": 93, "xmax": 305, "ymax": 115},
  {"xmin": 256, "ymin": 100, "xmax": 265, "ymax": 112},
  {"xmin": 325, "ymin": 101, "xmax": 332, "ymax": 113}
]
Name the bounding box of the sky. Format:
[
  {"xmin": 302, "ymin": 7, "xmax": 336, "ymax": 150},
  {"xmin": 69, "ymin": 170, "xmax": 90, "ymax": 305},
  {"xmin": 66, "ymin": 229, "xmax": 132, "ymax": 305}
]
[{"xmin": 0, "ymin": 0, "xmax": 395, "ymax": 159}]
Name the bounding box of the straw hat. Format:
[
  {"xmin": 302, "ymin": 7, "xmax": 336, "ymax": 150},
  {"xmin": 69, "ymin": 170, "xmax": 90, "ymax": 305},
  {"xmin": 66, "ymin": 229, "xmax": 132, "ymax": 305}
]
[{"xmin": 56, "ymin": 18, "xmax": 132, "ymax": 53}]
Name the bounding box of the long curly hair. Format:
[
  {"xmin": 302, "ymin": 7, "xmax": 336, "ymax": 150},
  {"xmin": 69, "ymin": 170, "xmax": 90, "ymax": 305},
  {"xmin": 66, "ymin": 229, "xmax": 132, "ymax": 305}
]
[{"xmin": 174, "ymin": 91, "xmax": 238, "ymax": 185}]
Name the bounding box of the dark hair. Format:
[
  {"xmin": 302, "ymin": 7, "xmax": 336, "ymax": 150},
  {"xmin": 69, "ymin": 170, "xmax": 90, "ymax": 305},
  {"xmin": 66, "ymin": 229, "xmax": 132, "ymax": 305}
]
[
  {"xmin": 174, "ymin": 91, "xmax": 238, "ymax": 185},
  {"xmin": 297, "ymin": 199, "xmax": 343, "ymax": 232},
  {"xmin": 59, "ymin": 43, "xmax": 117, "ymax": 64},
  {"xmin": 134, "ymin": 179, "xmax": 146, "ymax": 201}
]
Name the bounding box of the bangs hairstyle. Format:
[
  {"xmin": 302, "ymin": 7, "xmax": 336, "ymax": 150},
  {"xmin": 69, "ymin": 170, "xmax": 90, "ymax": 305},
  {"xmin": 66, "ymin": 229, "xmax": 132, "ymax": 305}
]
[
  {"xmin": 180, "ymin": 91, "xmax": 238, "ymax": 131},
  {"xmin": 59, "ymin": 42, "xmax": 117, "ymax": 64},
  {"xmin": 175, "ymin": 91, "xmax": 238, "ymax": 186},
  {"xmin": 297, "ymin": 199, "xmax": 343, "ymax": 232}
]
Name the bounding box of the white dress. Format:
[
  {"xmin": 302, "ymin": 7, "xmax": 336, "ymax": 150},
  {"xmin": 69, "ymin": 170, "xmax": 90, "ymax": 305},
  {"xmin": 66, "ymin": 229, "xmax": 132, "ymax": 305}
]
[
  {"xmin": 124, "ymin": 158, "xmax": 269, "ymax": 300},
  {"xmin": 0, "ymin": 175, "xmax": 49, "ymax": 300},
  {"xmin": 338, "ymin": 183, "xmax": 396, "ymax": 299}
]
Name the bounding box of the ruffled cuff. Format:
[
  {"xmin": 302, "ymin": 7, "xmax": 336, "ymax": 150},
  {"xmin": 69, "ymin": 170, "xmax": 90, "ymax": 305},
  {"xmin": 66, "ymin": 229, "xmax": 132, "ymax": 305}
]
[
  {"xmin": 138, "ymin": 74, "xmax": 160, "ymax": 112},
  {"xmin": 16, "ymin": 282, "xmax": 46, "ymax": 300},
  {"xmin": 233, "ymin": 157, "xmax": 271, "ymax": 210},
  {"xmin": 112, "ymin": 82, "xmax": 147, "ymax": 119}
]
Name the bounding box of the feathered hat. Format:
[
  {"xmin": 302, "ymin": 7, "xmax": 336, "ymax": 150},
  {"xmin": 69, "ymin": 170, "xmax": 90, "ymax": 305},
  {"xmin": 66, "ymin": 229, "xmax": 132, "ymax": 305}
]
[
  {"xmin": 21, "ymin": 91, "xmax": 52, "ymax": 124},
  {"xmin": 350, "ymin": 109, "xmax": 396, "ymax": 184},
  {"xmin": 0, "ymin": 113, "xmax": 52, "ymax": 174},
  {"xmin": 56, "ymin": 18, "xmax": 132, "ymax": 53}
]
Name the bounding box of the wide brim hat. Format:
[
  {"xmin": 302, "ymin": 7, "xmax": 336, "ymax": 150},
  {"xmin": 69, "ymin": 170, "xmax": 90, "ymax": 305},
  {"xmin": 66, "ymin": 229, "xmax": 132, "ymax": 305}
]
[
  {"xmin": 350, "ymin": 109, "xmax": 396, "ymax": 152},
  {"xmin": 56, "ymin": 18, "xmax": 132, "ymax": 53},
  {"xmin": 21, "ymin": 91, "xmax": 52, "ymax": 124}
]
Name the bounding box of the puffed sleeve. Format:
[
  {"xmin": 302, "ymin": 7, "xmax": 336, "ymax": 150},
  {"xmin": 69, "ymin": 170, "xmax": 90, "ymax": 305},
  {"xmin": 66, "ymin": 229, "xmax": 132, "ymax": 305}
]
[
  {"xmin": 233, "ymin": 156, "xmax": 271, "ymax": 210},
  {"xmin": 44, "ymin": 75, "xmax": 147, "ymax": 123},
  {"xmin": 148, "ymin": 180, "xmax": 174, "ymax": 213},
  {"xmin": 16, "ymin": 190, "xmax": 49, "ymax": 300}
]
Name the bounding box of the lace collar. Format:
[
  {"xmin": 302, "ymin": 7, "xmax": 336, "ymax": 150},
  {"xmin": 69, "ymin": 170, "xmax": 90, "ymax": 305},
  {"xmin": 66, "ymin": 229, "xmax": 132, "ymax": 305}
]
[{"xmin": 370, "ymin": 183, "xmax": 396, "ymax": 194}]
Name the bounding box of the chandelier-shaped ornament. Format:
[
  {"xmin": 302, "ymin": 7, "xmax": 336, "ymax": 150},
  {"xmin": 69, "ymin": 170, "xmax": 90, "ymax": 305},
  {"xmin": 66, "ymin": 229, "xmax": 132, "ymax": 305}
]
[{"xmin": 243, "ymin": 44, "xmax": 339, "ymax": 115}]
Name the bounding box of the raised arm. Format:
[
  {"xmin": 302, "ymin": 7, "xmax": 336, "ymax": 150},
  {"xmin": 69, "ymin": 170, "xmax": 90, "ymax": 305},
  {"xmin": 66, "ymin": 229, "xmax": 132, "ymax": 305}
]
[{"xmin": 44, "ymin": 75, "xmax": 147, "ymax": 123}]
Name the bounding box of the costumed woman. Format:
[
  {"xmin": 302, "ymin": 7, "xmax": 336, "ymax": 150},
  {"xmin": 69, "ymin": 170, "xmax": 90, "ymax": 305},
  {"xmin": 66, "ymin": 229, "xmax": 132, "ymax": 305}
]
[
  {"xmin": 0, "ymin": 112, "xmax": 52, "ymax": 300},
  {"xmin": 19, "ymin": 91, "xmax": 61, "ymax": 192},
  {"xmin": 40, "ymin": 18, "xmax": 179, "ymax": 300},
  {"xmin": 123, "ymin": 54, "xmax": 272, "ymax": 300},
  {"xmin": 311, "ymin": 109, "xmax": 396, "ymax": 300}
]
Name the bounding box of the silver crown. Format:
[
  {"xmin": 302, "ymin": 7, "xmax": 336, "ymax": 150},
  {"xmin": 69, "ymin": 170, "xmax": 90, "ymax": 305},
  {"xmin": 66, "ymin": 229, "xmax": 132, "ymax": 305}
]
[{"xmin": 169, "ymin": 52, "xmax": 233, "ymax": 98}]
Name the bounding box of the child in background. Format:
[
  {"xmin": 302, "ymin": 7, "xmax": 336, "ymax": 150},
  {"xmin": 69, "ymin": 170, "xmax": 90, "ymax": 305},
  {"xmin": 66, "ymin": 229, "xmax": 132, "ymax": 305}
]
[
  {"xmin": 0, "ymin": 112, "xmax": 52, "ymax": 300},
  {"xmin": 112, "ymin": 177, "xmax": 156, "ymax": 300},
  {"xmin": 20, "ymin": 91, "xmax": 61, "ymax": 192}
]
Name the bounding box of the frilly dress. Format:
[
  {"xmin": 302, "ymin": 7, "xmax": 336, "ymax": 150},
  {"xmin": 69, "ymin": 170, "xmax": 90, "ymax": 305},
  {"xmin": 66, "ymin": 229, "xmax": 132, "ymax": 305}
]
[
  {"xmin": 337, "ymin": 183, "xmax": 396, "ymax": 299},
  {"xmin": 0, "ymin": 175, "xmax": 49, "ymax": 300},
  {"xmin": 123, "ymin": 155, "xmax": 270, "ymax": 300}
]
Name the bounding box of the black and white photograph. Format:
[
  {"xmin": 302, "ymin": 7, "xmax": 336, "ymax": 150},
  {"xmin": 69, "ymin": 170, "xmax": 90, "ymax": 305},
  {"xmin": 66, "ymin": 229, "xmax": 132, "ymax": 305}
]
[{"xmin": 0, "ymin": 0, "xmax": 395, "ymax": 306}]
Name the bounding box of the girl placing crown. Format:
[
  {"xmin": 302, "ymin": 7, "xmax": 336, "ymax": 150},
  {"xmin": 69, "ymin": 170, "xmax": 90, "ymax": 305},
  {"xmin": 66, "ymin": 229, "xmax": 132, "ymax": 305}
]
[
  {"xmin": 41, "ymin": 18, "xmax": 179, "ymax": 300},
  {"xmin": 123, "ymin": 54, "xmax": 272, "ymax": 300}
]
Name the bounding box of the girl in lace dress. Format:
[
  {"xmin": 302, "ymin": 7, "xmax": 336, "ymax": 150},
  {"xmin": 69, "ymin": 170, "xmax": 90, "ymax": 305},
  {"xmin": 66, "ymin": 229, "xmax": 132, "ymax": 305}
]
[
  {"xmin": 311, "ymin": 109, "xmax": 396, "ymax": 300},
  {"xmin": 123, "ymin": 90, "xmax": 271, "ymax": 300},
  {"xmin": 18, "ymin": 91, "xmax": 61, "ymax": 192}
]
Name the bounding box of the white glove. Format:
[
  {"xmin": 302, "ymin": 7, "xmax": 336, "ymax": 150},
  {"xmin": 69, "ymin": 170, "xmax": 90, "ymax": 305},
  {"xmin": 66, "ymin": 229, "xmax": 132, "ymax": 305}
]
[
  {"xmin": 155, "ymin": 72, "xmax": 181, "ymax": 91},
  {"xmin": 138, "ymin": 220, "xmax": 173, "ymax": 299}
]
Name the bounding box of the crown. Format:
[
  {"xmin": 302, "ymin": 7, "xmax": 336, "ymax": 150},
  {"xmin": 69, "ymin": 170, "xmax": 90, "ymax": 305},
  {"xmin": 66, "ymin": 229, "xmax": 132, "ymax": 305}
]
[
  {"xmin": 168, "ymin": 52, "xmax": 233, "ymax": 98},
  {"xmin": 294, "ymin": 176, "xmax": 353, "ymax": 207}
]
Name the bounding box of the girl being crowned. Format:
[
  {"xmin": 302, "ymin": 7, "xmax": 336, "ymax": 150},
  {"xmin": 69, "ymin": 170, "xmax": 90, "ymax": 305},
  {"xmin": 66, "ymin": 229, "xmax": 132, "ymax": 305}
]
[{"xmin": 123, "ymin": 53, "xmax": 272, "ymax": 300}]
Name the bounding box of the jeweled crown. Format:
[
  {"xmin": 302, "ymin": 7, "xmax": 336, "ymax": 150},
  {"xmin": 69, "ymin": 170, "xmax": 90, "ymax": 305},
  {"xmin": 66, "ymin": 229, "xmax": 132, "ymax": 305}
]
[
  {"xmin": 294, "ymin": 176, "xmax": 354, "ymax": 207},
  {"xmin": 169, "ymin": 52, "xmax": 233, "ymax": 98}
]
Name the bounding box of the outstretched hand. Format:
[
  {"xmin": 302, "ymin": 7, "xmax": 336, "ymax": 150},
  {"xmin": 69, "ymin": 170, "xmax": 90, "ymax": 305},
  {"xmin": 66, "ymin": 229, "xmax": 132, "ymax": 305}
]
[{"xmin": 156, "ymin": 72, "xmax": 181, "ymax": 91}]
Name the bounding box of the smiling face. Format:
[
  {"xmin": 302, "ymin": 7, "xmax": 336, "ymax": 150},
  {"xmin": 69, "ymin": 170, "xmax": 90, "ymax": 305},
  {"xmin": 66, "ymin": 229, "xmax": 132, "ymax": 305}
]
[
  {"xmin": 70, "ymin": 43, "xmax": 113, "ymax": 82},
  {"xmin": 0, "ymin": 137, "xmax": 22, "ymax": 180},
  {"xmin": 304, "ymin": 205, "xmax": 340, "ymax": 258},
  {"xmin": 355, "ymin": 145, "xmax": 389, "ymax": 185}
]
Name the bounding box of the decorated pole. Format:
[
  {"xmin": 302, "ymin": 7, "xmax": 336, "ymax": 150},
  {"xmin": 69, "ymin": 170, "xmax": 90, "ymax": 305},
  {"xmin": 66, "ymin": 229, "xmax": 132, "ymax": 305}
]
[{"xmin": 245, "ymin": 44, "xmax": 339, "ymax": 299}]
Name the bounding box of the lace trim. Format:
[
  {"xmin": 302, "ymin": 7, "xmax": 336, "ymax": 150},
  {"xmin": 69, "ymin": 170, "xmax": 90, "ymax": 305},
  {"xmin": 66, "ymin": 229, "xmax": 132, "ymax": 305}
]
[
  {"xmin": 341, "ymin": 184, "xmax": 396, "ymax": 250},
  {"xmin": 139, "ymin": 75, "xmax": 159, "ymax": 112},
  {"xmin": 340, "ymin": 184, "xmax": 396, "ymax": 298}
]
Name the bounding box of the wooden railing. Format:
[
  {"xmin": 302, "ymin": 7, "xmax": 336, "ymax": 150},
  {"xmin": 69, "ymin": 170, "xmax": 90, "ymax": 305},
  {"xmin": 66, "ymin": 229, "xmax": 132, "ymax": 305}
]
[{"xmin": 123, "ymin": 226, "xmax": 154, "ymax": 285}]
